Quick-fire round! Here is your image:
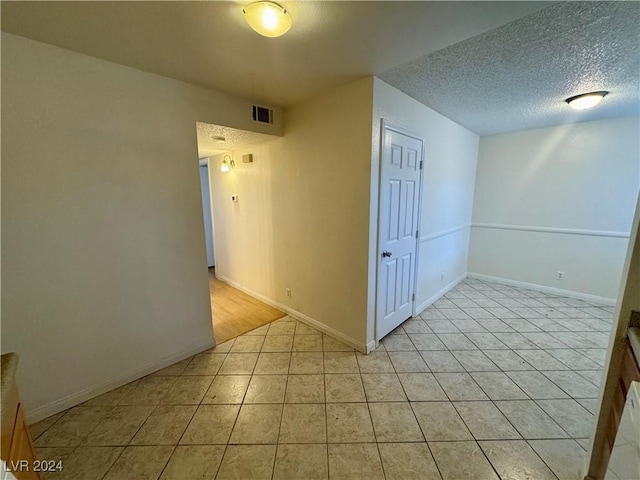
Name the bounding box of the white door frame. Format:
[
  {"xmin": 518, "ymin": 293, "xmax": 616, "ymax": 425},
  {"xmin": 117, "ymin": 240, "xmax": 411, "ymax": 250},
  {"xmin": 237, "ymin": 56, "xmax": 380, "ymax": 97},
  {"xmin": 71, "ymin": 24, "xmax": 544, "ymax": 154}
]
[
  {"xmin": 374, "ymin": 119, "xmax": 425, "ymax": 342},
  {"xmin": 199, "ymin": 157, "xmax": 217, "ymax": 269}
]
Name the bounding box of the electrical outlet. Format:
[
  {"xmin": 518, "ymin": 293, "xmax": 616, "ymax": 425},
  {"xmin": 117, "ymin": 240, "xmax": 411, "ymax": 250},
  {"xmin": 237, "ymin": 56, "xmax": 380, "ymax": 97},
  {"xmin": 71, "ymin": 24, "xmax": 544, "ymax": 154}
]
[
  {"xmin": 556, "ymin": 271, "xmax": 564, "ymax": 280},
  {"xmin": 286, "ymin": 288, "xmax": 291, "ymax": 298}
]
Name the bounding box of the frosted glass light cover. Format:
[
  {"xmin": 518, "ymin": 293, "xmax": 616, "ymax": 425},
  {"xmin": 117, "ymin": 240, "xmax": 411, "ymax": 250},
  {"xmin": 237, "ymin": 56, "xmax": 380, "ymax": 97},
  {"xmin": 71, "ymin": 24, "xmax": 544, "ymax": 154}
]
[
  {"xmin": 243, "ymin": 1, "xmax": 292, "ymax": 38},
  {"xmin": 566, "ymin": 91, "xmax": 608, "ymax": 110}
]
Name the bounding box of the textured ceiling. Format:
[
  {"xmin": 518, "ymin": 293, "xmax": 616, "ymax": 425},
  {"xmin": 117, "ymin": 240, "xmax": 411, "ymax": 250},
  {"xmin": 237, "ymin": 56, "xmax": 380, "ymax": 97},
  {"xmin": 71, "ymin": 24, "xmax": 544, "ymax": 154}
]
[
  {"xmin": 0, "ymin": 1, "xmax": 549, "ymax": 108},
  {"xmin": 196, "ymin": 122, "xmax": 279, "ymax": 158},
  {"xmin": 379, "ymin": 1, "xmax": 640, "ymax": 135}
]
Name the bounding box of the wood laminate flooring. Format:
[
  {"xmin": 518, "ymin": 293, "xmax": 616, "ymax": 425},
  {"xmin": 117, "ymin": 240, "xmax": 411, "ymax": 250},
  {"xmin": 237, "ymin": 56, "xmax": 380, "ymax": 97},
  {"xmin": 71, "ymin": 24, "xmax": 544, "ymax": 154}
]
[{"xmin": 209, "ymin": 267, "xmax": 285, "ymax": 344}]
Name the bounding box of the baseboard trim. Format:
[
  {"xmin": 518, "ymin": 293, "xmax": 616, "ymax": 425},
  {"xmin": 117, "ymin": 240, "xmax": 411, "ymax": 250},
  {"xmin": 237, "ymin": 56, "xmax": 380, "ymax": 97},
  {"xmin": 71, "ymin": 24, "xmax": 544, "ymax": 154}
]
[
  {"xmin": 216, "ymin": 275, "xmax": 369, "ymax": 353},
  {"xmin": 26, "ymin": 338, "xmax": 215, "ymax": 424},
  {"xmin": 466, "ymin": 272, "xmax": 616, "ymax": 306},
  {"xmin": 415, "ymin": 272, "xmax": 468, "ymax": 315}
]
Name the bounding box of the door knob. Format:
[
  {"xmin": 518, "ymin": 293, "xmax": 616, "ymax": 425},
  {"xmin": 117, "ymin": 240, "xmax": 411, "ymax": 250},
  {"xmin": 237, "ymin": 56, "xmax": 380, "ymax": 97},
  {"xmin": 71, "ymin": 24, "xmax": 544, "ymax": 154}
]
[{"xmin": 382, "ymin": 251, "xmax": 393, "ymax": 258}]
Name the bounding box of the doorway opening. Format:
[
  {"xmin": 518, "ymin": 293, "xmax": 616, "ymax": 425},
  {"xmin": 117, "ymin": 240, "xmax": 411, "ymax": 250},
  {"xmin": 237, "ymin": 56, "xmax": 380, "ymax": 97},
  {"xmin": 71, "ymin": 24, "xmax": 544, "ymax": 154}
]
[{"xmin": 196, "ymin": 122, "xmax": 285, "ymax": 344}]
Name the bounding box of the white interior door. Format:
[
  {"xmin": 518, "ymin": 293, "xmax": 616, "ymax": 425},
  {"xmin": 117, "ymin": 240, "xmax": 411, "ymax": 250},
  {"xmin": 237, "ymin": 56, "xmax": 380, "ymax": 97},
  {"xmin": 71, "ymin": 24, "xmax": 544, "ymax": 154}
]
[
  {"xmin": 199, "ymin": 164, "xmax": 215, "ymax": 267},
  {"xmin": 376, "ymin": 125, "xmax": 423, "ymax": 340}
]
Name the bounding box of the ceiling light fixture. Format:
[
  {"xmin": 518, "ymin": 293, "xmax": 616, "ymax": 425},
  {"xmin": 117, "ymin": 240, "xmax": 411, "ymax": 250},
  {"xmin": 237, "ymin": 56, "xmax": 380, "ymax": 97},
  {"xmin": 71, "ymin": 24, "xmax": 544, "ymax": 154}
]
[
  {"xmin": 243, "ymin": 1, "xmax": 292, "ymax": 38},
  {"xmin": 565, "ymin": 91, "xmax": 609, "ymax": 110},
  {"xmin": 220, "ymin": 155, "xmax": 235, "ymax": 173}
]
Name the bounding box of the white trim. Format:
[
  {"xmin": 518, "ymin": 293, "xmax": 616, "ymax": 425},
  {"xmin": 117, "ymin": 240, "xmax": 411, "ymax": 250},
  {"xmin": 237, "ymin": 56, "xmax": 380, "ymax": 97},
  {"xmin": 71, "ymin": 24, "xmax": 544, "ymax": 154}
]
[
  {"xmin": 420, "ymin": 224, "xmax": 471, "ymax": 243},
  {"xmin": 466, "ymin": 272, "xmax": 616, "ymax": 306},
  {"xmin": 415, "ymin": 272, "xmax": 467, "ymax": 315},
  {"xmin": 216, "ymin": 275, "xmax": 369, "ymax": 353},
  {"xmin": 26, "ymin": 338, "xmax": 215, "ymax": 424},
  {"xmin": 472, "ymin": 222, "xmax": 630, "ymax": 239}
]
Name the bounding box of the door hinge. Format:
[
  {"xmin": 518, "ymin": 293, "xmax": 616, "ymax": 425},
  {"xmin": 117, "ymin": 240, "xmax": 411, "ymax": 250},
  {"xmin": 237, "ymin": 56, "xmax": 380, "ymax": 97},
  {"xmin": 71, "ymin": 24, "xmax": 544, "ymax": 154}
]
[
  {"xmin": 412, "ymin": 293, "xmax": 415, "ymax": 302},
  {"xmin": 416, "ymin": 230, "xmax": 419, "ymax": 239},
  {"xmin": 420, "ymin": 160, "xmax": 423, "ymax": 170}
]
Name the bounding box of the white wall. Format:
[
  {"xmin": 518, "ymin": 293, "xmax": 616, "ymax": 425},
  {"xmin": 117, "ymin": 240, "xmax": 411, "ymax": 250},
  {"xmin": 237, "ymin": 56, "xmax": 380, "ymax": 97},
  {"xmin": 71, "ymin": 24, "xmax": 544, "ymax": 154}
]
[
  {"xmin": 208, "ymin": 77, "xmax": 375, "ymax": 351},
  {"xmin": 1, "ymin": 33, "xmax": 282, "ymax": 421},
  {"xmin": 369, "ymin": 78, "xmax": 479, "ymax": 343},
  {"xmin": 469, "ymin": 116, "xmax": 640, "ymax": 301}
]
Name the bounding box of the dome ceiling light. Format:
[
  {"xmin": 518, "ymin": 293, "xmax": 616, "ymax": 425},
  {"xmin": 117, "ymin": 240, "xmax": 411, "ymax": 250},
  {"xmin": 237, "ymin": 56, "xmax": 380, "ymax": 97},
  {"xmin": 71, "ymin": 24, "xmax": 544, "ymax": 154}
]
[
  {"xmin": 565, "ymin": 91, "xmax": 609, "ymax": 110},
  {"xmin": 243, "ymin": 1, "xmax": 292, "ymax": 38}
]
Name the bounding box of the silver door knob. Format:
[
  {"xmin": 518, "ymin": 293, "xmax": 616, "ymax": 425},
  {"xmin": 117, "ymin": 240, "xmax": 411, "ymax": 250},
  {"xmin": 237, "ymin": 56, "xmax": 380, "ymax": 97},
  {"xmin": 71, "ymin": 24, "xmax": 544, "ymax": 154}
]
[{"xmin": 382, "ymin": 251, "xmax": 392, "ymax": 258}]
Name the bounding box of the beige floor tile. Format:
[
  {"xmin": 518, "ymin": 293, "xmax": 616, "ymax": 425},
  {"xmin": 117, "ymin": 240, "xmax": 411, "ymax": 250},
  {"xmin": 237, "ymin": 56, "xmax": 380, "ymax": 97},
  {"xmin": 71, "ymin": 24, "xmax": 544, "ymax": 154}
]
[
  {"xmin": 483, "ymin": 349, "xmax": 534, "ymax": 371},
  {"xmin": 289, "ymin": 352, "xmax": 324, "ymax": 374},
  {"xmin": 325, "ymin": 374, "xmax": 366, "ymax": 402},
  {"xmin": 505, "ymin": 371, "xmax": 569, "ymax": 399},
  {"xmin": 470, "ymin": 372, "xmax": 528, "ymax": 400},
  {"xmin": 182, "ymin": 354, "xmax": 226, "ymax": 376},
  {"xmin": 361, "ymin": 374, "xmax": 407, "ymax": 401},
  {"xmin": 130, "ymin": 405, "xmax": 196, "ymax": 445},
  {"xmin": 53, "ymin": 446, "xmax": 123, "ymax": 480},
  {"xmin": 378, "ymin": 443, "xmax": 442, "ymax": 480},
  {"xmin": 216, "ymin": 445, "xmax": 276, "ymax": 480},
  {"xmin": 245, "ymin": 324, "xmax": 270, "ymax": 336},
  {"xmin": 535, "ymin": 399, "xmax": 595, "ymax": 437},
  {"xmin": 529, "ymin": 439, "xmax": 586, "ymax": 480},
  {"xmin": 295, "ymin": 322, "xmax": 321, "ymax": 335},
  {"xmin": 268, "ymin": 321, "xmax": 296, "ymax": 336},
  {"xmin": 292, "ymin": 335, "xmax": 323, "ymax": 351},
  {"xmin": 326, "ymin": 403, "xmax": 375, "ymax": 443},
  {"xmin": 285, "ymin": 374, "xmax": 324, "ymax": 403},
  {"xmin": 323, "ymin": 352, "xmax": 359, "ymax": 373},
  {"xmin": 542, "ymin": 370, "xmax": 600, "ymax": 398},
  {"xmin": 253, "ymin": 352, "xmax": 291, "ymax": 375},
  {"xmin": 453, "ymin": 401, "xmax": 521, "ymax": 440},
  {"xmin": 180, "ymin": 405, "xmax": 240, "ymax": 444},
  {"xmin": 381, "ymin": 333, "xmax": 417, "ymax": 351},
  {"xmin": 273, "ymin": 444, "xmax": 328, "ymax": 480},
  {"xmin": 479, "ymin": 440, "xmax": 556, "ymax": 480},
  {"xmin": 356, "ymin": 351, "xmax": 395, "ymax": 373},
  {"xmin": 119, "ymin": 376, "xmax": 177, "ymax": 406},
  {"xmin": 430, "ymin": 441, "xmax": 499, "ymax": 480},
  {"xmin": 328, "ymin": 443, "xmax": 385, "ymax": 480},
  {"xmin": 409, "ymin": 333, "xmax": 447, "ymax": 350},
  {"xmin": 151, "ymin": 357, "xmax": 193, "ymax": 376},
  {"xmin": 514, "ymin": 349, "xmax": 569, "ymax": 370},
  {"xmin": 411, "ymin": 402, "xmax": 472, "ymax": 441},
  {"xmin": 419, "ymin": 351, "xmax": 465, "ymax": 372},
  {"xmin": 34, "ymin": 406, "xmax": 111, "ymax": 447},
  {"xmin": 244, "ymin": 375, "xmax": 288, "ymax": 403},
  {"xmin": 29, "ymin": 412, "xmax": 67, "ymax": 441},
  {"xmin": 495, "ymin": 400, "xmax": 569, "ymax": 439},
  {"xmin": 576, "ymin": 397, "xmax": 598, "ymax": 415},
  {"xmin": 279, "ymin": 404, "xmax": 326, "ymax": 443},
  {"xmin": 83, "ymin": 406, "xmax": 154, "ymax": 446},
  {"xmin": 388, "ymin": 351, "xmax": 429, "ymax": 372},
  {"xmin": 401, "ymin": 318, "xmax": 432, "ymax": 334},
  {"xmin": 262, "ymin": 335, "xmax": 294, "ymax": 352},
  {"xmin": 103, "ymin": 445, "xmax": 173, "ymax": 480},
  {"xmin": 202, "ymin": 375, "xmax": 250, "ymax": 404},
  {"xmin": 322, "ymin": 335, "xmax": 354, "ymax": 351},
  {"xmin": 465, "ymin": 332, "xmax": 508, "ymax": 349},
  {"xmin": 398, "ymin": 373, "xmax": 448, "ymax": 401},
  {"xmin": 433, "ymin": 372, "xmax": 488, "ymax": 400},
  {"xmin": 160, "ymin": 445, "xmax": 225, "ymax": 480},
  {"xmin": 437, "ymin": 333, "xmax": 477, "ymax": 350},
  {"xmin": 218, "ymin": 353, "xmax": 259, "ymax": 375},
  {"xmin": 81, "ymin": 382, "xmax": 136, "ymax": 407},
  {"xmin": 452, "ymin": 350, "xmax": 500, "ymax": 371},
  {"xmin": 35, "ymin": 446, "xmax": 74, "ymax": 480},
  {"xmin": 161, "ymin": 376, "xmax": 213, "ymax": 405},
  {"xmin": 229, "ymin": 404, "xmax": 283, "ymax": 444},
  {"xmin": 208, "ymin": 339, "xmax": 235, "ymax": 353},
  {"xmin": 368, "ymin": 402, "xmax": 423, "ymax": 442},
  {"xmin": 231, "ymin": 335, "xmax": 266, "ymax": 353}
]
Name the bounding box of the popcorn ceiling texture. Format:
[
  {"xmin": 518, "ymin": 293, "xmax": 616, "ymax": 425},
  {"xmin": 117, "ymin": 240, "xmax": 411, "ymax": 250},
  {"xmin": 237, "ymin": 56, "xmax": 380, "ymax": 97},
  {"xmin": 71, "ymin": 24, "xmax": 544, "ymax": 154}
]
[
  {"xmin": 197, "ymin": 122, "xmax": 279, "ymax": 158},
  {"xmin": 379, "ymin": 2, "xmax": 640, "ymax": 136}
]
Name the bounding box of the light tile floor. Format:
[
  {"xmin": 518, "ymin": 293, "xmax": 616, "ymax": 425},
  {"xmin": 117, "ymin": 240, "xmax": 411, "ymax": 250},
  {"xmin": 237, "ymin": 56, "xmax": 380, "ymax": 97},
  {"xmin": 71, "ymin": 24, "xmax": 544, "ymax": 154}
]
[{"xmin": 30, "ymin": 278, "xmax": 613, "ymax": 479}]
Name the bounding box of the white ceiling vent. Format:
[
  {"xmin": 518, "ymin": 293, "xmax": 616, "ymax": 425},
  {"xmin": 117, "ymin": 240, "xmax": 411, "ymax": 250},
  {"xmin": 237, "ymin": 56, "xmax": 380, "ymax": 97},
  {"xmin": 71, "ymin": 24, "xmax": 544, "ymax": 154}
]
[{"xmin": 252, "ymin": 105, "xmax": 273, "ymax": 125}]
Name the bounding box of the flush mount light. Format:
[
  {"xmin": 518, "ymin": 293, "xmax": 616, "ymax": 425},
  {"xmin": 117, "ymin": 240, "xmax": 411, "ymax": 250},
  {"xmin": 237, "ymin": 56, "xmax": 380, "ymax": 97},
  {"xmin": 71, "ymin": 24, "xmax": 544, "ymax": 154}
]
[
  {"xmin": 220, "ymin": 155, "xmax": 235, "ymax": 173},
  {"xmin": 243, "ymin": 1, "xmax": 292, "ymax": 38},
  {"xmin": 565, "ymin": 91, "xmax": 609, "ymax": 110}
]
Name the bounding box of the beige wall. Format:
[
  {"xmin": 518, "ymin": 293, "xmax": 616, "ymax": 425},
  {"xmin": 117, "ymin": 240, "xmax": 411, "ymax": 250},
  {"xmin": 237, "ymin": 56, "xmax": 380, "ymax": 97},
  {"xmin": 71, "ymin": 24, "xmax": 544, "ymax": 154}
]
[
  {"xmin": 469, "ymin": 117, "xmax": 639, "ymax": 301},
  {"xmin": 208, "ymin": 77, "xmax": 375, "ymax": 350},
  {"xmin": 1, "ymin": 33, "xmax": 282, "ymax": 421}
]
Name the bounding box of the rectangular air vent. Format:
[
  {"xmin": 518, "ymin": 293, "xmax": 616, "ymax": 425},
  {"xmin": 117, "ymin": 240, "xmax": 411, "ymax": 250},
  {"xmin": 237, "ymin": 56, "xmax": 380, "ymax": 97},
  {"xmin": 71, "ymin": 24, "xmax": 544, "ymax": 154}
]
[{"xmin": 252, "ymin": 105, "xmax": 273, "ymax": 124}]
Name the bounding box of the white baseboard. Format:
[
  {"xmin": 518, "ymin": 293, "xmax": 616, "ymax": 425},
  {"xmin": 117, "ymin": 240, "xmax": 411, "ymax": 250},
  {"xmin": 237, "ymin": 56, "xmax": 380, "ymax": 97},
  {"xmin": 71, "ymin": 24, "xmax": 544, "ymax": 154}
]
[
  {"xmin": 415, "ymin": 272, "xmax": 467, "ymax": 315},
  {"xmin": 26, "ymin": 338, "xmax": 215, "ymax": 424},
  {"xmin": 216, "ymin": 275, "xmax": 369, "ymax": 353},
  {"xmin": 467, "ymin": 272, "xmax": 616, "ymax": 306}
]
